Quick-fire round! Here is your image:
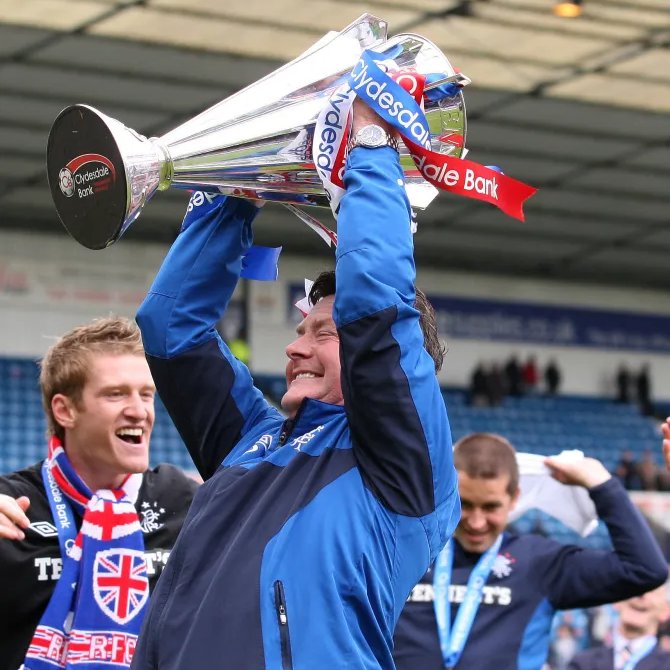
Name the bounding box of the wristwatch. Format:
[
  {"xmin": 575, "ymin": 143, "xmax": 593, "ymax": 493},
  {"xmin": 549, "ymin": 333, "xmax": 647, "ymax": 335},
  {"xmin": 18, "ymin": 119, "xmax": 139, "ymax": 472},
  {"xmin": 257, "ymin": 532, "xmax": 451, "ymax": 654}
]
[{"xmin": 348, "ymin": 124, "xmax": 399, "ymax": 152}]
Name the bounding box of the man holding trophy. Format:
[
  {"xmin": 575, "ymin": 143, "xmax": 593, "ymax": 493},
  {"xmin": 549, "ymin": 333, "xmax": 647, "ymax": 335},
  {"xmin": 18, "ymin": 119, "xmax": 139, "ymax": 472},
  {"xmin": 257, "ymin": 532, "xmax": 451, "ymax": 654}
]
[
  {"xmin": 42, "ymin": 13, "xmax": 540, "ymax": 667},
  {"xmin": 130, "ymin": 90, "xmax": 459, "ymax": 668}
]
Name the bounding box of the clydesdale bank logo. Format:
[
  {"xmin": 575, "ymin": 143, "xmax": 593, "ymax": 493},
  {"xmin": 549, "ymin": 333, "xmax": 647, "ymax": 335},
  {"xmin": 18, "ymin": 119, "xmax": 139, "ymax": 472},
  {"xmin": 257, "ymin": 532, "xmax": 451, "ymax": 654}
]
[{"xmin": 58, "ymin": 153, "xmax": 116, "ymax": 199}]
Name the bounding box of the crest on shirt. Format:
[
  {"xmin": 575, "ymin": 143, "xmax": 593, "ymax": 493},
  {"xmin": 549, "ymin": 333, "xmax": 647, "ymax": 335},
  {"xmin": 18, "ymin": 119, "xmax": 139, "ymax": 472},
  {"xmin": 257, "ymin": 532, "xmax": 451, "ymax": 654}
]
[
  {"xmin": 139, "ymin": 500, "xmax": 166, "ymax": 533},
  {"xmin": 93, "ymin": 548, "xmax": 149, "ymax": 624},
  {"xmin": 491, "ymin": 552, "xmax": 515, "ymax": 579},
  {"xmin": 290, "ymin": 424, "xmax": 325, "ymax": 451}
]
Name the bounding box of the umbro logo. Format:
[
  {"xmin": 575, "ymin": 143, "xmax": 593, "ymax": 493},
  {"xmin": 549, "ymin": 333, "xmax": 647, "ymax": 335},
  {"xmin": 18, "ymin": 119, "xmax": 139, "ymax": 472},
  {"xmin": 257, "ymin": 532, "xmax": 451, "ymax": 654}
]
[
  {"xmin": 244, "ymin": 434, "xmax": 273, "ymax": 456},
  {"xmin": 29, "ymin": 521, "xmax": 59, "ymax": 537}
]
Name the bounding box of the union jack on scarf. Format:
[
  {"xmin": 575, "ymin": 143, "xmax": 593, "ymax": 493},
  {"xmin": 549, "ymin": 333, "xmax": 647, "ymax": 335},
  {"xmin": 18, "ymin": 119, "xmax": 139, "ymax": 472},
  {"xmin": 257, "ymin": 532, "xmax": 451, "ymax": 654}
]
[{"xmin": 23, "ymin": 437, "xmax": 148, "ymax": 670}]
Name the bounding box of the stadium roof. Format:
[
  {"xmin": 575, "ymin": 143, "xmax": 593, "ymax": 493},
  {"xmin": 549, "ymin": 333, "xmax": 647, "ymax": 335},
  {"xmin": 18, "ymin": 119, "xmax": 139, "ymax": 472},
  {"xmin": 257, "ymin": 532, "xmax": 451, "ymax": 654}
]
[{"xmin": 0, "ymin": 0, "xmax": 668, "ymax": 289}]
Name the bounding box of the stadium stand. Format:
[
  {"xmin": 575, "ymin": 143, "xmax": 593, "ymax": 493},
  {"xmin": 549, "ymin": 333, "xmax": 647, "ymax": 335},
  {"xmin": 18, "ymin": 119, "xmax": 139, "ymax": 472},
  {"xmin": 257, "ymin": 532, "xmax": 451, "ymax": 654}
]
[
  {"xmin": 442, "ymin": 390, "xmax": 660, "ymax": 472},
  {"xmin": 1, "ymin": 361, "xmax": 662, "ymax": 552}
]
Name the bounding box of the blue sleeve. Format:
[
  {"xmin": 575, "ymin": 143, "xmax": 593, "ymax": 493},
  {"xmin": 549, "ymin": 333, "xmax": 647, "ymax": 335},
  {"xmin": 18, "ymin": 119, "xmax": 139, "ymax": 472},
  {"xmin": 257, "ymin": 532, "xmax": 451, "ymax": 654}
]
[
  {"xmin": 136, "ymin": 195, "xmax": 282, "ymax": 479},
  {"xmin": 335, "ymin": 146, "xmax": 459, "ymax": 551},
  {"xmin": 538, "ymin": 478, "xmax": 668, "ymax": 609}
]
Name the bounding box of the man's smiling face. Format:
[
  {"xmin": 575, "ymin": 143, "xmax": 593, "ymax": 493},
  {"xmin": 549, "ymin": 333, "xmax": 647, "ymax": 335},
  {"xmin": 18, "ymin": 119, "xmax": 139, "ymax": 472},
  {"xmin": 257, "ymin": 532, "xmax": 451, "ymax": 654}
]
[
  {"xmin": 454, "ymin": 471, "xmax": 519, "ymax": 553},
  {"xmin": 54, "ymin": 353, "xmax": 155, "ymax": 490},
  {"xmin": 282, "ymin": 296, "xmax": 343, "ymax": 417}
]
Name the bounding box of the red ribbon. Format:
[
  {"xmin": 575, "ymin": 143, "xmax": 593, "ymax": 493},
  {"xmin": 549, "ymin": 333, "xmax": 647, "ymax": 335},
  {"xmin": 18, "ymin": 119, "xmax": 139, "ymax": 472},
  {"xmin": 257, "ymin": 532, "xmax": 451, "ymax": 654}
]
[{"xmin": 391, "ymin": 70, "xmax": 537, "ymax": 222}]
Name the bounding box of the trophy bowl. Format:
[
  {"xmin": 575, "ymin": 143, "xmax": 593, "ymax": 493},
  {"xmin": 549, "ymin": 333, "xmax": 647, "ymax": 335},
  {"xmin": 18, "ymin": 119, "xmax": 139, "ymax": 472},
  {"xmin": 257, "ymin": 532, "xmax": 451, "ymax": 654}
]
[{"xmin": 46, "ymin": 14, "xmax": 467, "ymax": 249}]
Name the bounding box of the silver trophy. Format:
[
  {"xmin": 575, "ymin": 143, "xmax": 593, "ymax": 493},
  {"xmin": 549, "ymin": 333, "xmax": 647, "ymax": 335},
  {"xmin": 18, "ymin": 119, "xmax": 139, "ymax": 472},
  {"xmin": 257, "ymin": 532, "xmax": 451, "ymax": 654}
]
[{"xmin": 46, "ymin": 14, "xmax": 468, "ymax": 250}]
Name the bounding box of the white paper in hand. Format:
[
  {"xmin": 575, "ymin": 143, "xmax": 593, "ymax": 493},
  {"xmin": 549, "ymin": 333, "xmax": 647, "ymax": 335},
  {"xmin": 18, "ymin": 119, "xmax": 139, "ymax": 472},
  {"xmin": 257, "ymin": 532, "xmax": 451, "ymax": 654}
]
[{"xmin": 510, "ymin": 450, "xmax": 599, "ymax": 537}]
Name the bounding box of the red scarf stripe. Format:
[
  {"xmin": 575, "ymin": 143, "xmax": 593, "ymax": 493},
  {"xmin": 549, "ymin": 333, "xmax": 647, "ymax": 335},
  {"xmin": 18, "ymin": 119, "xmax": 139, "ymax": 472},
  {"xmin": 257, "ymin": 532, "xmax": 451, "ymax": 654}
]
[{"xmin": 51, "ymin": 461, "xmax": 89, "ymax": 508}]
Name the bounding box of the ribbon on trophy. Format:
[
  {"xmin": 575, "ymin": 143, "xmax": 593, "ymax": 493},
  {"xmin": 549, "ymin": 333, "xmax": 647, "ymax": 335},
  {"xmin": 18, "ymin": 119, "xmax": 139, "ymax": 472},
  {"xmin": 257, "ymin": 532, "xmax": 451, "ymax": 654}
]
[{"xmin": 314, "ymin": 49, "xmax": 537, "ymax": 221}]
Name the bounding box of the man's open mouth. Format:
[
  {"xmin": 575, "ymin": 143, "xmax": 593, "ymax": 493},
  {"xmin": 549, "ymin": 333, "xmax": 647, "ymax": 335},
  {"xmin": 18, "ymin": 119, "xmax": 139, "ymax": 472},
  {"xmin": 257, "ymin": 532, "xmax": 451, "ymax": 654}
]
[
  {"xmin": 116, "ymin": 428, "xmax": 143, "ymax": 444},
  {"xmin": 293, "ymin": 372, "xmax": 318, "ymax": 383}
]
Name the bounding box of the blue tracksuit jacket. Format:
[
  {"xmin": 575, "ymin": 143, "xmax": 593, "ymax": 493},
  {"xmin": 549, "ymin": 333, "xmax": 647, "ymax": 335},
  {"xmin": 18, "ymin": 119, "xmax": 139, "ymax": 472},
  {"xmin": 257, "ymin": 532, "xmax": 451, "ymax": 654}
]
[
  {"xmin": 132, "ymin": 147, "xmax": 460, "ymax": 669},
  {"xmin": 393, "ymin": 478, "xmax": 668, "ymax": 670}
]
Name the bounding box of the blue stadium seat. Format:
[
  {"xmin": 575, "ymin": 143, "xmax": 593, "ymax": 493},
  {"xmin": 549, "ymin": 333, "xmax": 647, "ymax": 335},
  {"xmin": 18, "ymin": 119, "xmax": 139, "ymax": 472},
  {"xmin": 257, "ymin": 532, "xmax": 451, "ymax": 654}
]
[
  {"xmin": 0, "ymin": 361, "xmax": 662, "ymax": 495},
  {"xmin": 444, "ymin": 387, "xmax": 661, "ymax": 467}
]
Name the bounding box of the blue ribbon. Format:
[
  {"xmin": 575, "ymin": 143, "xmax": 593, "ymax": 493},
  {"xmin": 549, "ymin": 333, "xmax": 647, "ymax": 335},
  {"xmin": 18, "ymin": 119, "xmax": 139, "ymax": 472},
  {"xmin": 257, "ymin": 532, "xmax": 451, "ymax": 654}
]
[
  {"xmin": 376, "ymin": 44, "xmax": 404, "ymax": 62},
  {"xmin": 41, "ymin": 460, "xmax": 78, "ymax": 560},
  {"xmin": 241, "ymin": 245, "xmax": 282, "ymax": 281},
  {"xmin": 621, "ymin": 637, "xmax": 657, "ymax": 670},
  {"xmin": 424, "ymin": 73, "xmax": 461, "ymax": 102},
  {"xmin": 347, "ymin": 50, "xmax": 432, "ymax": 150},
  {"xmin": 433, "ymin": 534, "xmax": 504, "ymax": 668}
]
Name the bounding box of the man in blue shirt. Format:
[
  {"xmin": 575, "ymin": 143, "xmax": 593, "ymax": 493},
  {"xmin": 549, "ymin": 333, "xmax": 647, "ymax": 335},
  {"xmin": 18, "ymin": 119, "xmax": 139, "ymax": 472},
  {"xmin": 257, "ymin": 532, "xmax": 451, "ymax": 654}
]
[
  {"xmin": 131, "ymin": 99, "xmax": 459, "ymax": 670},
  {"xmin": 394, "ymin": 432, "xmax": 667, "ymax": 670}
]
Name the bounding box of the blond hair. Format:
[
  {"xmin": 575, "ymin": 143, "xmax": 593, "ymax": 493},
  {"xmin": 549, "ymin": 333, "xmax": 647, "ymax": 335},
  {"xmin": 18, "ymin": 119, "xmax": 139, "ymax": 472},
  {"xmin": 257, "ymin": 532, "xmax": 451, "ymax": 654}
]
[{"xmin": 40, "ymin": 316, "xmax": 144, "ymax": 439}]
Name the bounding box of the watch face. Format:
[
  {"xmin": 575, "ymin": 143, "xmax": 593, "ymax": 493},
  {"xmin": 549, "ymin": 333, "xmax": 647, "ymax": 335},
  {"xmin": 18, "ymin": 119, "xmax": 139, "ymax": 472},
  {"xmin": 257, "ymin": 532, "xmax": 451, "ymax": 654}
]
[{"xmin": 357, "ymin": 125, "xmax": 386, "ymax": 148}]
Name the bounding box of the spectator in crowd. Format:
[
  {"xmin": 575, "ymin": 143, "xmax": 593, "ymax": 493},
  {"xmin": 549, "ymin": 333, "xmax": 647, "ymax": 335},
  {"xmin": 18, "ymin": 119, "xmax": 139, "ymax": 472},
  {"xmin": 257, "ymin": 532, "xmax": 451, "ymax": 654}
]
[
  {"xmin": 656, "ymin": 466, "xmax": 670, "ymax": 493},
  {"xmin": 637, "ymin": 450, "xmax": 659, "ymax": 492},
  {"xmin": 568, "ymin": 580, "xmax": 670, "ymax": 670},
  {"xmin": 567, "ymin": 609, "xmax": 592, "ymax": 652},
  {"xmin": 218, "ymin": 301, "xmax": 251, "ymax": 365},
  {"xmin": 393, "ymin": 432, "xmax": 668, "ymax": 670},
  {"xmin": 0, "ymin": 317, "xmax": 198, "ymax": 670},
  {"xmin": 616, "ymin": 364, "xmax": 631, "ymax": 404},
  {"xmin": 615, "ymin": 450, "xmax": 642, "ymax": 491},
  {"xmin": 505, "ymin": 355, "xmax": 523, "ymax": 396},
  {"xmin": 131, "ymin": 99, "xmax": 459, "ymax": 669},
  {"xmin": 522, "ymin": 355, "xmax": 539, "ymax": 394},
  {"xmin": 637, "ymin": 364, "xmax": 653, "ymax": 416},
  {"xmin": 469, "ymin": 362, "xmax": 490, "ymax": 407},
  {"xmin": 552, "ymin": 623, "xmax": 581, "ymax": 670},
  {"xmin": 486, "ymin": 362, "xmax": 507, "ymax": 407},
  {"xmin": 550, "ymin": 609, "xmax": 591, "ymax": 666},
  {"xmin": 661, "ymin": 418, "xmax": 670, "ymax": 474},
  {"xmin": 545, "ymin": 358, "xmax": 562, "ymax": 395}
]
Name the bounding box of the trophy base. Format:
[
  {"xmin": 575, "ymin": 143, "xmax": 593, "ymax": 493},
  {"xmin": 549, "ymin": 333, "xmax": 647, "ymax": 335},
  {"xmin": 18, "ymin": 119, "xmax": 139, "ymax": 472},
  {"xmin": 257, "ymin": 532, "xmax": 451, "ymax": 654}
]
[{"xmin": 47, "ymin": 105, "xmax": 129, "ymax": 250}]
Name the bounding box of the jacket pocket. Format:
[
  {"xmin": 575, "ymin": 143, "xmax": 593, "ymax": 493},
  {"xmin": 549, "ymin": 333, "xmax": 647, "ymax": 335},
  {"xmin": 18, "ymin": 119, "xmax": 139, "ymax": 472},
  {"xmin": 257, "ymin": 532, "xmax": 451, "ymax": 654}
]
[{"xmin": 274, "ymin": 580, "xmax": 294, "ymax": 670}]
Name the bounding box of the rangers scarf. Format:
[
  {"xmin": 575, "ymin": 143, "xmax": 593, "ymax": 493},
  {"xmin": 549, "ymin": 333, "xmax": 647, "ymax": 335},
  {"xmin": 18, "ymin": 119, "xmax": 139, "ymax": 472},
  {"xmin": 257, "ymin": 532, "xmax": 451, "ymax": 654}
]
[{"xmin": 23, "ymin": 437, "xmax": 148, "ymax": 669}]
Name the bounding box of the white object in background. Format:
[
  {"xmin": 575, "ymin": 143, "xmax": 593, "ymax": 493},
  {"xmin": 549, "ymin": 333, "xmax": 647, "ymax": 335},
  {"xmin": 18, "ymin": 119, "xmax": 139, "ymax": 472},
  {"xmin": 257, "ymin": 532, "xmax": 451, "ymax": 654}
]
[{"xmin": 510, "ymin": 450, "xmax": 599, "ymax": 537}]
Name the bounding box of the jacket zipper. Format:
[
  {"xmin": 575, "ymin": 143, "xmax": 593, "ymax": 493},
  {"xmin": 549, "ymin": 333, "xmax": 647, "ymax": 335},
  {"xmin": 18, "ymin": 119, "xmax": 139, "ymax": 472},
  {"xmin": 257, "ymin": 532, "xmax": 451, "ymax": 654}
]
[
  {"xmin": 274, "ymin": 580, "xmax": 294, "ymax": 670},
  {"xmin": 277, "ymin": 418, "xmax": 294, "ymax": 448}
]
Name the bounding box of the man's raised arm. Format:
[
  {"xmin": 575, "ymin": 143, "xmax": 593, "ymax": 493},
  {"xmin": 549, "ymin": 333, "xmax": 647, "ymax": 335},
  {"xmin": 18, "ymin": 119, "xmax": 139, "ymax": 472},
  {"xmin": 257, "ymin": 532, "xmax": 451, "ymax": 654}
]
[
  {"xmin": 539, "ymin": 457, "xmax": 667, "ymax": 609},
  {"xmin": 136, "ymin": 195, "xmax": 281, "ymax": 479},
  {"xmin": 334, "ymin": 101, "xmax": 459, "ymax": 558}
]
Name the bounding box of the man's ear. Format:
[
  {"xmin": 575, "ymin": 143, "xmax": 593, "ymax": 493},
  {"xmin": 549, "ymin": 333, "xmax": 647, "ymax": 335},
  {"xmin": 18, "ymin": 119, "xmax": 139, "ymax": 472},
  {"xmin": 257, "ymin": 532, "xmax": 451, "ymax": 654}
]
[
  {"xmin": 510, "ymin": 485, "xmax": 521, "ymax": 511},
  {"xmin": 51, "ymin": 394, "xmax": 77, "ymax": 432}
]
